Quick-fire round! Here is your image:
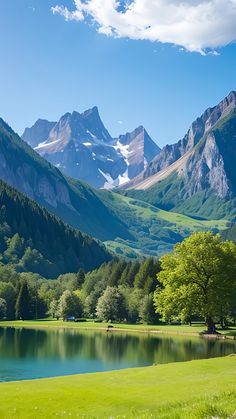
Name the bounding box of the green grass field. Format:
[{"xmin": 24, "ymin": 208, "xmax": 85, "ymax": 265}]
[{"xmin": 0, "ymin": 356, "xmax": 235, "ymax": 418}]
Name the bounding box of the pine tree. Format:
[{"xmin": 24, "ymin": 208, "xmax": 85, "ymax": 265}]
[
  {"xmin": 77, "ymin": 268, "xmax": 85, "ymax": 288},
  {"xmin": 15, "ymin": 281, "xmax": 32, "ymax": 320}
]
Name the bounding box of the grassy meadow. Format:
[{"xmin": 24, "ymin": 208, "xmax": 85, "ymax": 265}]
[{"xmin": 0, "ymin": 356, "xmax": 235, "ymax": 418}]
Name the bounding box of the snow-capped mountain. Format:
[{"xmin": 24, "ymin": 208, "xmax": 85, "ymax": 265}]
[{"xmin": 22, "ymin": 107, "xmax": 160, "ymax": 189}]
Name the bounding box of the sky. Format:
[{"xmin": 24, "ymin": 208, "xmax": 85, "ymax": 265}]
[{"xmin": 0, "ymin": 0, "xmax": 236, "ymax": 147}]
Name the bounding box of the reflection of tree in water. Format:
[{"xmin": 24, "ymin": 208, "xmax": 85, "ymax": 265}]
[
  {"xmin": 0, "ymin": 327, "xmax": 48, "ymax": 359},
  {"xmin": 0, "ymin": 328, "xmax": 235, "ymax": 365}
]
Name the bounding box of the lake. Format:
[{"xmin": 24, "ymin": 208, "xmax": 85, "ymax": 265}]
[{"xmin": 0, "ymin": 327, "xmax": 235, "ymax": 382}]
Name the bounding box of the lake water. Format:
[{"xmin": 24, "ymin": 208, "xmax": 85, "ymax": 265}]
[{"xmin": 0, "ymin": 327, "xmax": 235, "ymax": 382}]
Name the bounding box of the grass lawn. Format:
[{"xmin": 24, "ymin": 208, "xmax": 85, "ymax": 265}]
[
  {"xmin": 0, "ymin": 319, "xmax": 236, "ymax": 338},
  {"xmin": 0, "ymin": 356, "xmax": 235, "ymax": 418}
]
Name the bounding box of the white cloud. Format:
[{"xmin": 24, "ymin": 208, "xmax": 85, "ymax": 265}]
[
  {"xmin": 52, "ymin": 1, "xmax": 84, "ymax": 21},
  {"xmin": 52, "ymin": 0, "xmax": 236, "ymax": 54}
]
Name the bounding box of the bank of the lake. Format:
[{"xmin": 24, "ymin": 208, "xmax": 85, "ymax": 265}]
[
  {"xmin": 0, "ymin": 356, "xmax": 235, "ymax": 418},
  {"xmin": 0, "ymin": 319, "xmax": 236, "ymax": 339}
]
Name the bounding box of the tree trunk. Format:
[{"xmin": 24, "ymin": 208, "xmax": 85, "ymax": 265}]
[{"xmin": 206, "ymin": 316, "xmax": 216, "ymax": 334}]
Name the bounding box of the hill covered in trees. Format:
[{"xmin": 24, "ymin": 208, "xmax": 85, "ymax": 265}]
[{"xmin": 0, "ymin": 180, "xmax": 111, "ymax": 278}]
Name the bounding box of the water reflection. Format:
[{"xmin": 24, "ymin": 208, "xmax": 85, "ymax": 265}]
[{"xmin": 0, "ymin": 327, "xmax": 235, "ymax": 382}]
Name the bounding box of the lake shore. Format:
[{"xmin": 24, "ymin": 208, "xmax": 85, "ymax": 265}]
[
  {"xmin": 0, "ymin": 319, "xmax": 236, "ymax": 340},
  {"xmin": 0, "ymin": 356, "xmax": 235, "ymax": 418}
]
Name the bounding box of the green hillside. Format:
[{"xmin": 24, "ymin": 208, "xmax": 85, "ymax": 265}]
[
  {"xmin": 0, "ymin": 180, "xmax": 111, "ymax": 277},
  {"xmin": 99, "ymin": 191, "xmax": 230, "ymax": 257}
]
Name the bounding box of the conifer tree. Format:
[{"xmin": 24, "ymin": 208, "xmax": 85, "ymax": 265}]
[{"xmin": 15, "ymin": 281, "xmax": 31, "ymax": 320}]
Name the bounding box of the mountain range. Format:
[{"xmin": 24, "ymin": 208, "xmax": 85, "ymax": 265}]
[
  {"xmin": 0, "ymin": 91, "xmax": 235, "ymax": 261},
  {"xmin": 22, "ymin": 108, "xmax": 160, "ymax": 189}
]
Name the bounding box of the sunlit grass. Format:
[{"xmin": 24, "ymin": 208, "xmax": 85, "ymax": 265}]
[{"xmin": 0, "ymin": 357, "xmax": 235, "ymax": 418}]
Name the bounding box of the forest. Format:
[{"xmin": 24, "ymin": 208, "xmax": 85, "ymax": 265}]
[
  {"xmin": 1, "ymin": 231, "xmax": 236, "ymax": 334},
  {"xmin": 0, "ymin": 180, "xmax": 111, "ymax": 278}
]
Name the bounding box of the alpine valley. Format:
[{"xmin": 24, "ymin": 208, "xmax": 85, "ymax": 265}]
[{"xmin": 0, "ymin": 91, "xmax": 235, "ymax": 262}]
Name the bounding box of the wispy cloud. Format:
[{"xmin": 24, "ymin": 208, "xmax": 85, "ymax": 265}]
[
  {"xmin": 51, "ymin": 0, "xmax": 236, "ymax": 54},
  {"xmin": 52, "ymin": 2, "xmax": 84, "ymax": 21}
]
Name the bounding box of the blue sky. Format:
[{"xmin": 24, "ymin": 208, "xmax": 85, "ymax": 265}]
[{"xmin": 0, "ymin": 0, "xmax": 236, "ymax": 147}]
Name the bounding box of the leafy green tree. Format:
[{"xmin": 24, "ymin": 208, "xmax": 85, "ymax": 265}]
[
  {"xmin": 15, "ymin": 281, "xmax": 32, "ymax": 320},
  {"xmin": 0, "ymin": 282, "xmax": 16, "ymax": 319},
  {"xmin": 96, "ymin": 286, "xmax": 127, "ymax": 322},
  {"xmin": 20, "ymin": 247, "xmax": 53, "ymax": 277},
  {"xmin": 3, "ymin": 233, "xmax": 25, "ymax": 263},
  {"xmin": 83, "ymin": 290, "xmax": 101, "ymax": 318},
  {"xmin": 154, "ymin": 232, "xmax": 236, "ymax": 333},
  {"xmin": 0, "ymin": 297, "xmax": 7, "ymax": 320},
  {"xmin": 126, "ymin": 288, "xmax": 144, "ymax": 323},
  {"xmin": 49, "ymin": 299, "xmax": 59, "ymax": 319},
  {"xmin": 58, "ymin": 290, "xmax": 82, "ymax": 320},
  {"xmin": 3, "ymin": 233, "xmax": 25, "ymax": 264}
]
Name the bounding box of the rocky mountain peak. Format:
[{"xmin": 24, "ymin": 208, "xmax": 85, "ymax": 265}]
[
  {"xmin": 22, "ymin": 118, "xmax": 56, "ymax": 148},
  {"xmin": 21, "ymin": 107, "xmax": 160, "ymax": 189},
  {"xmin": 138, "ymin": 91, "xmax": 236, "ymax": 182},
  {"xmin": 81, "ymin": 106, "xmax": 112, "ymax": 142}
]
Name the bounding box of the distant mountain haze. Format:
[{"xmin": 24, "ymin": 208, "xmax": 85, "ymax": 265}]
[{"xmin": 22, "ymin": 107, "xmax": 160, "ymax": 189}]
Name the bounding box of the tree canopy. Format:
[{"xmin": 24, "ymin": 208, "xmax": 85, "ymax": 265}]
[{"xmin": 154, "ymin": 232, "xmax": 236, "ymax": 333}]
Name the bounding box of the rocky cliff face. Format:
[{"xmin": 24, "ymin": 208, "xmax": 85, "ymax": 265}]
[
  {"xmin": 182, "ymin": 132, "xmax": 231, "ymax": 200},
  {"xmin": 22, "ymin": 119, "xmax": 56, "ymax": 148},
  {"xmin": 143, "ymin": 91, "xmax": 236, "ymax": 180},
  {"xmin": 22, "ymin": 108, "xmax": 160, "ymax": 189}
]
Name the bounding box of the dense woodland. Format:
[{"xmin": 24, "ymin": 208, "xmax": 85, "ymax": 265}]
[
  {"xmin": 0, "ymin": 257, "xmax": 161, "ymax": 323},
  {"xmin": 0, "ymin": 231, "xmax": 236, "ymax": 334},
  {"xmin": 0, "ymin": 180, "xmax": 111, "ymax": 278}
]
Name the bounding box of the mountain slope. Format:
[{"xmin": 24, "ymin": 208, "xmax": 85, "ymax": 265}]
[
  {"xmin": 0, "ymin": 117, "xmax": 230, "ymax": 258},
  {"xmin": 0, "ymin": 117, "xmax": 130, "ymax": 241},
  {"xmin": 0, "ymin": 179, "xmax": 111, "ymax": 277},
  {"xmin": 97, "ymin": 191, "xmax": 229, "ymax": 257},
  {"xmin": 124, "ymin": 92, "xmax": 236, "ymax": 221},
  {"xmin": 22, "ymin": 108, "xmax": 160, "ymax": 189},
  {"xmin": 125, "ymin": 91, "xmax": 236, "ymax": 190}
]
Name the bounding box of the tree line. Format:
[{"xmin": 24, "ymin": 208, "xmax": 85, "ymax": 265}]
[
  {"xmin": 0, "ymin": 257, "xmax": 160, "ymax": 324},
  {"xmin": 0, "ymin": 232, "xmax": 236, "ymax": 334}
]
